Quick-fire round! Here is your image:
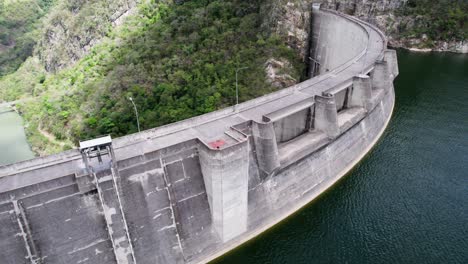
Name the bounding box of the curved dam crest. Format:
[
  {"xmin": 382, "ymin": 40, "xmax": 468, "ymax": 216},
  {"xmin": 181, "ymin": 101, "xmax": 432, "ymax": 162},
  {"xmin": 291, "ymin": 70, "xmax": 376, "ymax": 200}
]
[{"xmin": 0, "ymin": 6, "xmax": 398, "ymax": 264}]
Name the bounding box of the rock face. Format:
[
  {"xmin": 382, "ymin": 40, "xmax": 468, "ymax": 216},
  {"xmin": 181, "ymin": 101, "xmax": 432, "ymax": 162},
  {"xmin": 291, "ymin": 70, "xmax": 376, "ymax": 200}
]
[
  {"xmin": 261, "ymin": 1, "xmax": 312, "ymax": 60},
  {"xmin": 319, "ymin": 0, "xmax": 404, "ymax": 17},
  {"xmin": 265, "ymin": 58, "xmax": 297, "ymax": 88},
  {"xmin": 260, "ymin": 0, "xmax": 311, "ymax": 87},
  {"xmin": 36, "ymin": 0, "xmax": 138, "ymax": 72}
]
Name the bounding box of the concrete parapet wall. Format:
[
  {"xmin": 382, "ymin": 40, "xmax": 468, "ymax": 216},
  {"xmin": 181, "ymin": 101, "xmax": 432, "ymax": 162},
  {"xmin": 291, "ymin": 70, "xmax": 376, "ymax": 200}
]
[
  {"xmin": 251, "ymin": 122, "xmax": 281, "ymax": 177},
  {"xmin": 310, "ymin": 8, "xmax": 368, "ymax": 75},
  {"xmin": 0, "ymin": 7, "xmax": 397, "ymax": 264}
]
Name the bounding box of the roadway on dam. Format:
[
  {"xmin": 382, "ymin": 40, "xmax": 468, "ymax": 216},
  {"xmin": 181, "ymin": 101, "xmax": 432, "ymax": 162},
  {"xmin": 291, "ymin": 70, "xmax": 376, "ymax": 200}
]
[{"xmin": 213, "ymin": 50, "xmax": 468, "ymax": 264}]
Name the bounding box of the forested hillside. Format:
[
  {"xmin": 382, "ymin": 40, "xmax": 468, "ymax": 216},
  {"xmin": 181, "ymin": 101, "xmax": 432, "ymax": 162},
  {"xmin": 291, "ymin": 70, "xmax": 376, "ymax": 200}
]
[
  {"xmin": 0, "ymin": 0, "xmax": 465, "ymax": 155},
  {"xmin": 396, "ymin": 0, "xmax": 467, "ymax": 43},
  {"xmin": 1, "ymin": 0, "xmax": 302, "ymax": 154},
  {"xmin": 0, "ymin": 0, "xmax": 56, "ymax": 77}
]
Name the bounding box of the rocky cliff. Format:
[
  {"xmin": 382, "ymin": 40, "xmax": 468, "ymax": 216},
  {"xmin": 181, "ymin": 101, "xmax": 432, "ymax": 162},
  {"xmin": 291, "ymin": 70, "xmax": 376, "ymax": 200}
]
[{"xmin": 36, "ymin": 0, "xmax": 138, "ymax": 72}]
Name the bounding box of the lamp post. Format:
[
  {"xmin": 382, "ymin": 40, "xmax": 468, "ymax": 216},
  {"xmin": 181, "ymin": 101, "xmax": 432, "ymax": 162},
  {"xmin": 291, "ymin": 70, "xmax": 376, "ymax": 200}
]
[
  {"xmin": 128, "ymin": 97, "xmax": 140, "ymax": 132},
  {"xmin": 235, "ymin": 67, "xmax": 249, "ymax": 105}
]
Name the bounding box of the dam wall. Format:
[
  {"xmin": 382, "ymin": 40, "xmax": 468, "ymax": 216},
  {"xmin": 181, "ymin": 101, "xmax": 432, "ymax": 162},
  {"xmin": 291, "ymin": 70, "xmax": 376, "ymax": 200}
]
[
  {"xmin": 309, "ymin": 6, "xmax": 368, "ymax": 75},
  {"xmin": 0, "ymin": 6, "xmax": 397, "ymax": 264}
]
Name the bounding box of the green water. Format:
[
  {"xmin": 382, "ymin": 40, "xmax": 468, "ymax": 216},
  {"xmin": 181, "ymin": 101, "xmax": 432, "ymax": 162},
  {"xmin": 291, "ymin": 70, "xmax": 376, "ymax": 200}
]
[
  {"xmin": 0, "ymin": 106, "xmax": 35, "ymax": 166},
  {"xmin": 214, "ymin": 50, "xmax": 468, "ymax": 263}
]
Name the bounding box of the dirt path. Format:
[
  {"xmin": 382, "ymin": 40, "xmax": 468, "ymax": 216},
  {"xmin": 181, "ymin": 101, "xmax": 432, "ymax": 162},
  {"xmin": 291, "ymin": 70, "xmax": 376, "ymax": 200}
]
[{"xmin": 38, "ymin": 123, "xmax": 66, "ymax": 147}]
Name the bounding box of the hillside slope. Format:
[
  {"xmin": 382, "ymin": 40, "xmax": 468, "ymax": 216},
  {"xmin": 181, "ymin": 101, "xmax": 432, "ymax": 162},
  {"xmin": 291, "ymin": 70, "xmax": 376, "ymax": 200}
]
[
  {"xmin": 0, "ymin": 0, "xmax": 465, "ymax": 155},
  {"xmin": 2, "ymin": 0, "xmax": 303, "ymax": 155},
  {"xmin": 0, "ymin": 0, "xmax": 57, "ymax": 77}
]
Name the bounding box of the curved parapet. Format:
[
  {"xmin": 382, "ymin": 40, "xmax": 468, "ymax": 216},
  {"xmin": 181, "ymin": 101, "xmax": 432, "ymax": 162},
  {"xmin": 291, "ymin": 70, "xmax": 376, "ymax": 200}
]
[{"xmin": 0, "ymin": 6, "xmax": 397, "ymax": 264}]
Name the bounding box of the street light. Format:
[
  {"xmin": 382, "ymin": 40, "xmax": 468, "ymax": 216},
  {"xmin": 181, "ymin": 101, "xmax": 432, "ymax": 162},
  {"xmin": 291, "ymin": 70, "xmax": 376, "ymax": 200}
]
[
  {"xmin": 235, "ymin": 67, "xmax": 249, "ymax": 105},
  {"xmin": 128, "ymin": 97, "xmax": 140, "ymax": 132}
]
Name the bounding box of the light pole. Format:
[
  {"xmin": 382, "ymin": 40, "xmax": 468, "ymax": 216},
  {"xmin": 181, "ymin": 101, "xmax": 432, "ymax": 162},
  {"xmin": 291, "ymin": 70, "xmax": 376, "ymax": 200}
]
[
  {"xmin": 235, "ymin": 67, "xmax": 249, "ymax": 105},
  {"xmin": 128, "ymin": 97, "xmax": 140, "ymax": 132}
]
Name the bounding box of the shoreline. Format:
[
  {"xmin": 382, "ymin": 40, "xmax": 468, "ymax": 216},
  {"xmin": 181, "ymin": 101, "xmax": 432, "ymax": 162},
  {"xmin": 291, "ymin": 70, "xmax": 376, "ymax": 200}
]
[{"xmin": 389, "ymin": 43, "xmax": 468, "ymax": 54}]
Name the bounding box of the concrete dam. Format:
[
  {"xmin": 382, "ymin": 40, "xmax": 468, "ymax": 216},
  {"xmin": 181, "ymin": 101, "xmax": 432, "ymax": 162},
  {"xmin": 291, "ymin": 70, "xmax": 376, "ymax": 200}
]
[{"xmin": 0, "ymin": 5, "xmax": 398, "ymax": 264}]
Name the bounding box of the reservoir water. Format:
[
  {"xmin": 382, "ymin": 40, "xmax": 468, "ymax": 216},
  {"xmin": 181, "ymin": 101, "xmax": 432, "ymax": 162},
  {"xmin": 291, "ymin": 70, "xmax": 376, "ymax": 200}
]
[
  {"xmin": 0, "ymin": 106, "xmax": 35, "ymax": 166},
  {"xmin": 214, "ymin": 50, "xmax": 468, "ymax": 263}
]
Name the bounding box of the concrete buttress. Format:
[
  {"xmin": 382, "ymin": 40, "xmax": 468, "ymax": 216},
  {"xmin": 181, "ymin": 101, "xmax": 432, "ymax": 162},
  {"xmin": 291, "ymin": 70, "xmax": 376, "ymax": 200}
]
[
  {"xmin": 198, "ymin": 141, "xmax": 249, "ymax": 242},
  {"xmin": 351, "ymin": 75, "xmax": 373, "ymax": 111},
  {"xmin": 384, "ymin": 49, "xmax": 399, "ymax": 79},
  {"xmin": 371, "ymin": 60, "xmax": 391, "ymax": 91},
  {"xmin": 251, "ymin": 122, "xmax": 281, "ymax": 177},
  {"xmin": 314, "ymin": 93, "xmax": 340, "ymax": 139}
]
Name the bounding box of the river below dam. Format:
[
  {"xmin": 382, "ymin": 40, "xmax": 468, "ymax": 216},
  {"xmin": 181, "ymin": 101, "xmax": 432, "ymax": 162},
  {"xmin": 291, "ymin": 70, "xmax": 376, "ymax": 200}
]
[
  {"xmin": 214, "ymin": 50, "xmax": 468, "ymax": 263},
  {"xmin": 0, "ymin": 50, "xmax": 466, "ymax": 263},
  {"xmin": 0, "ymin": 106, "xmax": 34, "ymax": 166}
]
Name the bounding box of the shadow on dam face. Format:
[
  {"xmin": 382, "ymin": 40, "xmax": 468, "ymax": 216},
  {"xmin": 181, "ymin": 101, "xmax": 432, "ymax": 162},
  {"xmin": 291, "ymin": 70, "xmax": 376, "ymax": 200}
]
[{"xmin": 0, "ymin": 5, "xmax": 398, "ymax": 264}]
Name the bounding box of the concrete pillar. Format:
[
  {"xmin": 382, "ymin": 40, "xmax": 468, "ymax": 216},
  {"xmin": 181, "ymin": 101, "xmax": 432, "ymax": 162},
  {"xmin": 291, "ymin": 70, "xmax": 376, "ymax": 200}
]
[
  {"xmin": 384, "ymin": 49, "xmax": 399, "ymax": 79},
  {"xmin": 314, "ymin": 93, "xmax": 339, "ymax": 139},
  {"xmin": 350, "ymin": 75, "xmax": 373, "ymax": 111},
  {"xmin": 371, "ymin": 59, "xmax": 390, "ymax": 91},
  {"xmin": 251, "ymin": 122, "xmax": 281, "ymax": 178},
  {"xmin": 198, "ymin": 141, "xmax": 249, "ymax": 242}
]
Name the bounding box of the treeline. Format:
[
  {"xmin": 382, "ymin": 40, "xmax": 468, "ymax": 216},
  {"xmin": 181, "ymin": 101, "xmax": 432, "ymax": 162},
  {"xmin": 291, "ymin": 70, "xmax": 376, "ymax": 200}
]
[
  {"xmin": 397, "ymin": 0, "xmax": 468, "ymax": 42},
  {"xmin": 16, "ymin": 0, "xmax": 302, "ymax": 153}
]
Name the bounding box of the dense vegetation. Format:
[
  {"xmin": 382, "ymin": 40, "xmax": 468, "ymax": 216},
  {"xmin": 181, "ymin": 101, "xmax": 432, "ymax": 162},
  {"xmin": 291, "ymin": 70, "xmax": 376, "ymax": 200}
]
[
  {"xmin": 397, "ymin": 0, "xmax": 468, "ymax": 42},
  {"xmin": 3, "ymin": 0, "xmax": 302, "ymax": 154},
  {"xmin": 36, "ymin": 0, "xmax": 139, "ymax": 72},
  {"xmin": 0, "ymin": 0, "xmax": 56, "ymax": 77}
]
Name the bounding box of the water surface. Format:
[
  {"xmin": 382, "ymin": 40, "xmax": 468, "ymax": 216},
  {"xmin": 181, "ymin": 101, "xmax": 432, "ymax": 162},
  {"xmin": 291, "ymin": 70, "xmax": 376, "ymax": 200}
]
[
  {"xmin": 214, "ymin": 50, "xmax": 468, "ymax": 263},
  {"xmin": 0, "ymin": 106, "xmax": 35, "ymax": 166}
]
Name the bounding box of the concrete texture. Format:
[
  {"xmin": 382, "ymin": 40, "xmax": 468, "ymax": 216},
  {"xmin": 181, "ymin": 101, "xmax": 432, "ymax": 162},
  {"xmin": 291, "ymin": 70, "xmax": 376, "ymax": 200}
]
[
  {"xmin": 0, "ymin": 6, "xmax": 397, "ymax": 264},
  {"xmin": 315, "ymin": 94, "xmax": 340, "ymax": 139},
  {"xmin": 199, "ymin": 142, "xmax": 249, "ymax": 242}
]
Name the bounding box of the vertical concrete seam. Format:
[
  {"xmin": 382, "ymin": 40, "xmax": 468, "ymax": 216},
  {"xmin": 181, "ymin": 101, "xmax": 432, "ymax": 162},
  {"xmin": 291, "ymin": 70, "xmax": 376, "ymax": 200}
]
[
  {"xmin": 110, "ymin": 165, "xmax": 137, "ymax": 264},
  {"xmin": 12, "ymin": 200, "xmax": 40, "ymax": 264},
  {"xmin": 220, "ymin": 152, "xmax": 224, "ymax": 241},
  {"xmin": 160, "ymin": 157, "xmax": 185, "ymax": 261},
  {"xmin": 92, "ymin": 172, "xmax": 120, "ymax": 264}
]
